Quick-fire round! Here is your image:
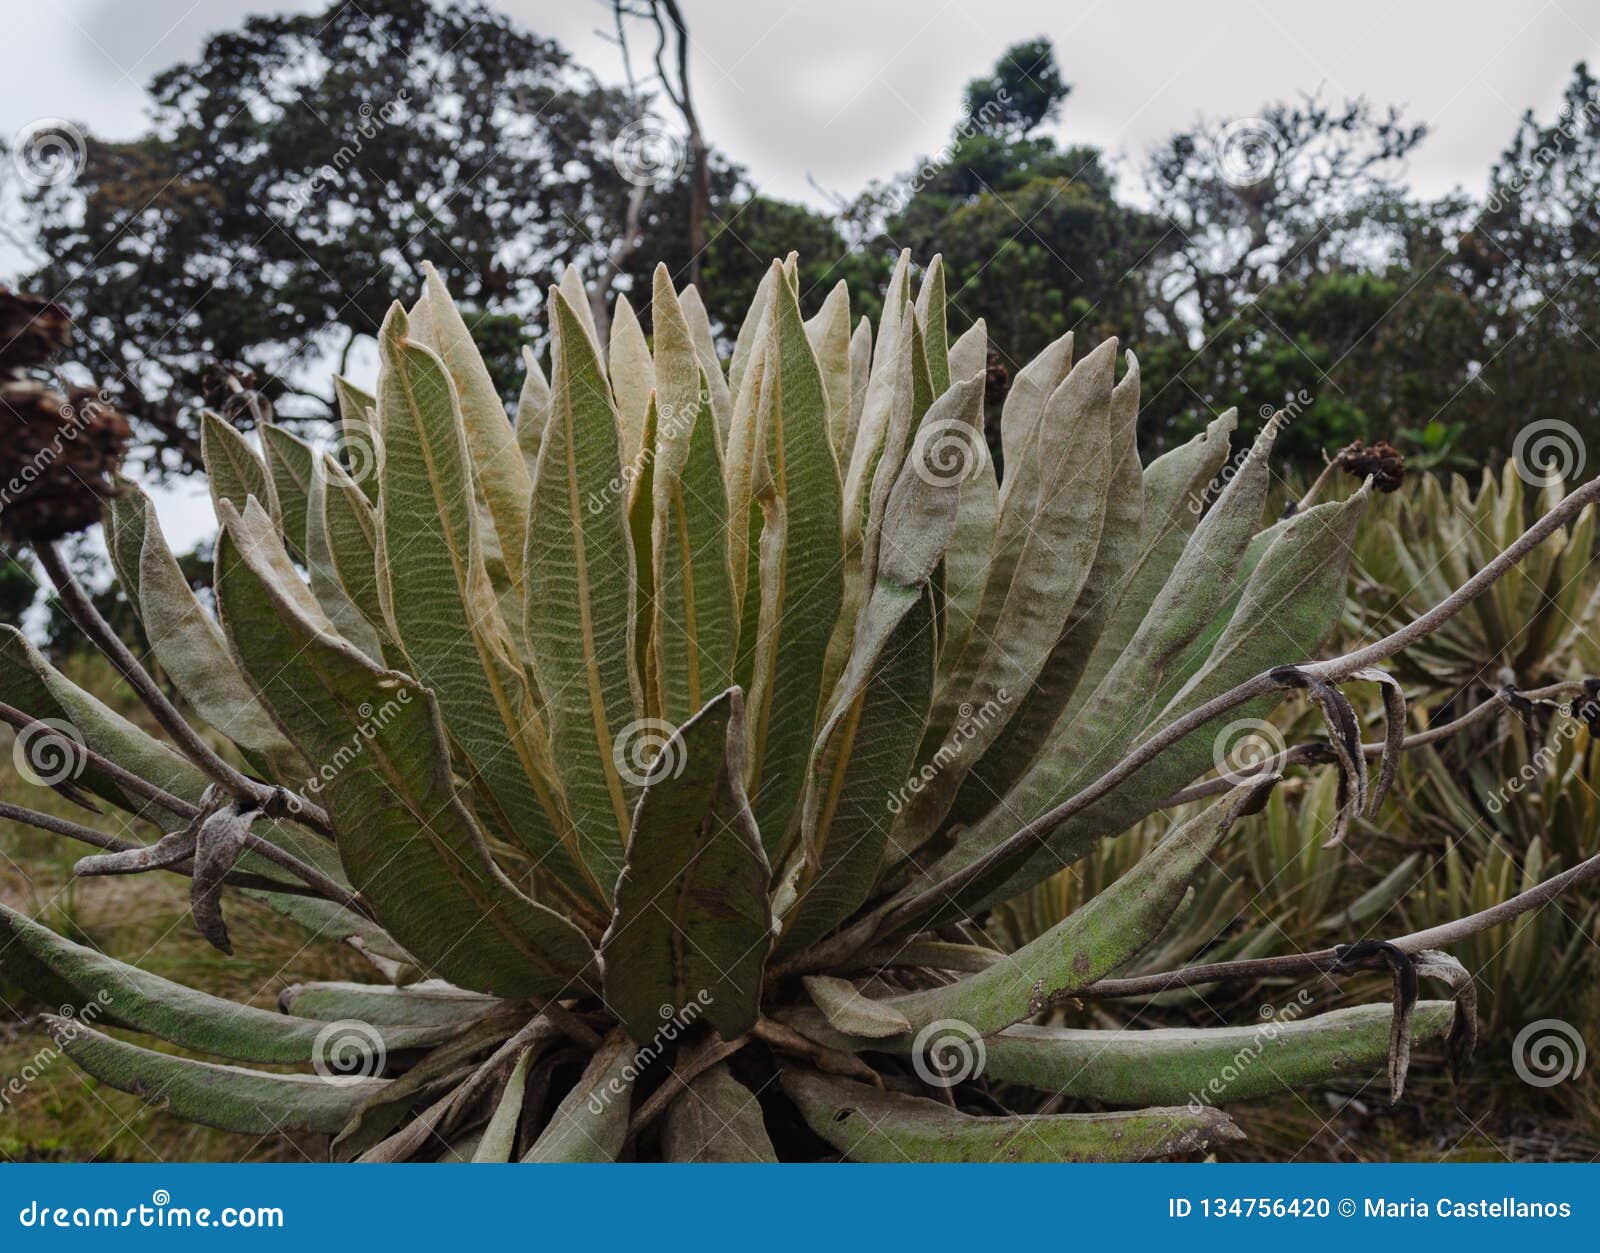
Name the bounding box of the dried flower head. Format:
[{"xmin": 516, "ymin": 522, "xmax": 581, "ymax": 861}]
[
  {"xmin": 0, "ymin": 288, "xmax": 72, "ymax": 373},
  {"xmin": 0, "ymin": 382, "xmax": 131, "ymax": 543},
  {"xmin": 1338, "ymin": 439, "xmax": 1406, "ymax": 493}
]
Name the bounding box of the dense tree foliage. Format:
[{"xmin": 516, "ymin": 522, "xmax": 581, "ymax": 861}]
[{"xmin": 8, "ymin": 5, "xmax": 1597, "ymax": 472}]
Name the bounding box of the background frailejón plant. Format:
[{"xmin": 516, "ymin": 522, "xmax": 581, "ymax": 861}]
[{"xmin": 2, "ymin": 253, "xmax": 1597, "ymax": 1162}]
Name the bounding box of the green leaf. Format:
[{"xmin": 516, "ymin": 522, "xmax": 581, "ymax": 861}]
[
  {"xmin": 965, "ymin": 490, "xmax": 1366, "ymax": 912},
  {"xmin": 525, "ymin": 291, "xmax": 643, "ymax": 886},
  {"xmin": 650, "ymin": 389, "xmax": 737, "ymax": 724},
  {"xmin": 601, "ymin": 689, "xmax": 772, "ymax": 1042},
  {"xmin": 935, "ymin": 415, "xmax": 1284, "ymax": 906},
  {"xmin": 913, "ymin": 340, "xmax": 1121, "ymax": 830},
  {"xmin": 108, "ymin": 485, "xmax": 300, "ymax": 768},
  {"xmin": 0, "ymin": 903, "xmax": 447, "ymax": 1063},
  {"xmin": 804, "ymin": 974, "xmax": 911, "ymax": 1037},
  {"xmin": 745, "ymin": 263, "xmax": 845, "ymax": 851},
  {"xmin": 472, "ymin": 1046, "xmax": 535, "ymax": 1162},
  {"xmin": 977, "ymin": 1002, "xmax": 1457, "ymax": 1102},
  {"xmin": 888, "ymin": 781, "xmax": 1274, "ymax": 1034},
  {"xmin": 214, "ymin": 504, "xmax": 597, "ymax": 999},
  {"xmin": 523, "ymin": 1029, "xmax": 635, "ymax": 1162},
  {"xmin": 728, "ymin": 264, "xmax": 777, "ymax": 401},
  {"xmin": 200, "ymin": 410, "xmax": 275, "ymax": 520},
  {"xmin": 782, "ymin": 1069, "xmax": 1240, "ymax": 1163},
  {"xmin": 375, "ymin": 314, "xmax": 586, "ymax": 893},
  {"xmin": 516, "ymin": 346, "xmax": 550, "ymax": 480},
  {"xmin": 958, "ymin": 351, "xmax": 1144, "ymax": 807},
  {"xmin": 279, "ymin": 980, "xmax": 501, "ymax": 1028},
  {"xmin": 333, "ymin": 375, "xmax": 381, "ymax": 505},
  {"xmin": 0, "ymin": 624, "xmax": 208, "ymax": 815},
  {"xmin": 1067, "ymin": 409, "xmax": 1237, "ymax": 726},
  {"xmin": 783, "ymin": 584, "xmax": 935, "ymax": 954},
  {"xmin": 319, "ymin": 453, "xmax": 391, "ymax": 644},
  {"xmin": 663, "ymin": 1063, "xmax": 777, "ymax": 1162},
  {"xmin": 841, "ymin": 249, "xmax": 911, "ymax": 549},
  {"xmin": 304, "ymin": 457, "xmax": 386, "ymax": 663},
  {"xmin": 261, "ymin": 424, "xmax": 316, "ymax": 555},
  {"xmin": 52, "ymin": 1015, "xmax": 385, "ymax": 1135},
  {"xmin": 418, "ymin": 264, "xmax": 534, "ymax": 594}
]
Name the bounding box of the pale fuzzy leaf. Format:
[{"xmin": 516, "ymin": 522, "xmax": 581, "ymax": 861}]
[
  {"xmin": 215, "ymin": 509, "xmax": 597, "ymax": 999},
  {"xmin": 804, "ymin": 974, "xmax": 911, "ymax": 1038},
  {"xmin": 601, "ymin": 690, "xmax": 772, "ymax": 1042},
  {"xmin": 608, "ymin": 291, "xmax": 655, "ymax": 467},
  {"xmin": 663, "ymin": 1063, "xmax": 777, "ymax": 1162},
  {"xmin": 783, "ymin": 1069, "xmax": 1239, "ymax": 1163},
  {"xmin": 745, "ymin": 264, "xmax": 844, "ymax": 851},
  {"xmin": 913, "ymin": 255, "xmax": 949, "ymax": 393},
  {"xmin": 419, "ymin": 263, "xmax": 534, "ymax": 591},
  {"xmin": 375, "ymin": 315, "xmax": 586, "ymax": 893},
  {"xmin": 516, "ymin": 345, "xmax": 550, "ymax": 479},
  {"xmin": 805, "ymin": 280, "xmax": 854, "ymax": 460},
  {"xmin": 524, "ymin": 1030, "xmax": 634, "ymax": 1162},
  {"xmin": 947, "ymin": 318, "xmax": 987, "ymax": 391},
  {"xmin": 525, "ymin": 291, "xmax": 643, "ymax": 887},
  {"xmin": 53, "ymin": 1016, "xmax": 385, "ymax": 1136},
  {"xmin": 678, "ymin": 283, "xmax": 733, "ymax": 441}
]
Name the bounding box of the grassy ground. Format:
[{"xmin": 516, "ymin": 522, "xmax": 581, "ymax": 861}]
[
  {"xmin": 7, "ymin": 732, "xmax": 1593, "ymax": 1162},
  {"xmin": 0, "ymin": 656, "xmax": 368, "ymax": 1163}
]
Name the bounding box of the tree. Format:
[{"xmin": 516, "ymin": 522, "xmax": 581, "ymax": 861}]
[
  {"xmin": 852, "ymin": 41, "xmax": 1169, "ymax": 376},
  {"xmin": 9, "ymin": 0, "xmax": 643, "ymax": 473}
]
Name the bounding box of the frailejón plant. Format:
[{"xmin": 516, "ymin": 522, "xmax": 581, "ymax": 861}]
[{"xmin": 2, "ymin": 255, "xmax": 1597, "ymax": 1161}]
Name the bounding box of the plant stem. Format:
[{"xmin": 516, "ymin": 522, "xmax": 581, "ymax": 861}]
[
  {"xmin": 1079, "ymin": 846, "xmax": 1600, "ymax": 1000},
  {"xmin": 0, "ymin": 700, "xmax": 198, "ymax": 819},
  {"xmin": 877, "ymin": 476, "xmax": 1600, "ymax": 936},
  {"xmin": 34, "ymin": 541, "xmax": 335, "ymax": 837},
  {"xmin": 1160, "ymin": 679, "xmax": 1589, "ymax": 807},
  {"xmin": 0, "ymin": 799, "xmax": 331, "ymax": 899}
]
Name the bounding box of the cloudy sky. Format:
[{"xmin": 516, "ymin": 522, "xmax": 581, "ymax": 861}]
[
  {"xmin": 7, "ymin": 0, "xmax": 1600, "ymax": 208},
  {"xmin": 5, "ymin": 0, "xmax": 1599, "ymax": 548}
]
